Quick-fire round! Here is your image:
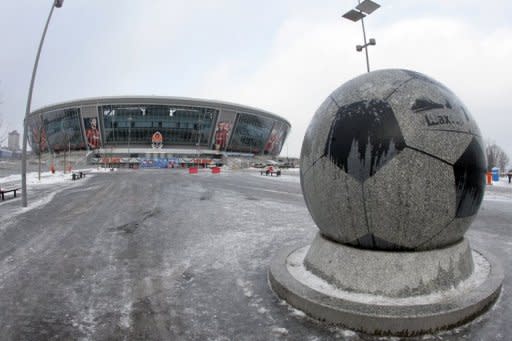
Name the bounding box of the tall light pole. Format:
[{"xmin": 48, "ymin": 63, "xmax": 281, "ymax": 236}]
[
  {"xmin": 342, "ymin": 0, "xmax": 380, "ymax": 73},
  {"xmin": 196, "ymin": 111, "xmax": 203, "ymax": 168},
  {"xmin": 128, "ymin": 115, "xmax": 132, "ymax": 156},
  {"xmin": 21, "ymin": 0, "xmax": 64, "ymax": 207}
]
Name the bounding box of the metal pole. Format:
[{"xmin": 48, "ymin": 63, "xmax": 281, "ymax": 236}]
[
  {"xmin": 128, "ymin": 115, "xmax": 132, "ymax": 156},
  {"xmin": 360, "ymin": 17, "xmax": 371, "ymax": 72},
  {"xmin": 21, "ymin": 2, "xmax": 57, "ymax": 207},
  {"xmin": 63, "ymin": 137, "xmax": 66, "ymax": 173},
  {"xmin": 196, "ymin": 112, "xmax": 201, "ymax": 167},
  {"xmin": 357, "ymin": 0, "xmax": 371, "ymax": 73}
]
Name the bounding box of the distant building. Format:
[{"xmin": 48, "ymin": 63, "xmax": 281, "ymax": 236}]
[
  {"xmin": 28, "ymin": 96, "xmax": 291, "ymax": 159},
  {"xmin": 8, "ymin": 130, "xmax": 20, "ymax": 151}
]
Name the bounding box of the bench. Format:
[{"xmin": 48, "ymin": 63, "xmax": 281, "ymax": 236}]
[
  {"xmin": 71, "ymin": 171, "xmax": 86, "ymax": 181},
  {"xmin": 0, "ymin": 183, "xmax": 21, "ymax": 201}
]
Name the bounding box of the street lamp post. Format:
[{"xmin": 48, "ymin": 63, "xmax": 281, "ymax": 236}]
[
  {"xmin": 68, "ymin": 138, "xmax": 71, "ymax": 172},
  {"xmin": 128, "ymin": 115, "xmax": 132, "ymax": 156},
  {"xmin": 196, "ymin": 112, "xmax": 203, "ymax": 168},
  {"xmin": 21, "ymin": 0, "xmax": 64, "ymax": 207},
  {"xmin": 342, "ymin": 0, "xmax": 380, "ymax": 73}
]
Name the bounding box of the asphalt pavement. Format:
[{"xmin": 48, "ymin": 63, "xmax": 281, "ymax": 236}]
[{"xmin": 0, "ymin": 168, "xmax": 510, "ymax": 340}]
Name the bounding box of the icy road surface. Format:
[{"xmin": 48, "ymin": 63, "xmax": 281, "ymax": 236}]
[{"xmin": 0, "ymin": 169, "xmax": 510, "ymax": 340}]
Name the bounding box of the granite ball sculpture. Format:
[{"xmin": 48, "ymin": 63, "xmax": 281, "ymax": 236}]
[
  {"xmin": 269, "ymin": 69, "xmax": 503, "ymax": 336},
  {"xmin": 300, "ymin": 69, "xmax": 486, "ymax": 251}
]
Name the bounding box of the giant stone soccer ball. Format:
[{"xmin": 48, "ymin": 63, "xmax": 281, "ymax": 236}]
[{"xmin": 300, "ymin": 69, "xmax": 486, "ymax": 251}]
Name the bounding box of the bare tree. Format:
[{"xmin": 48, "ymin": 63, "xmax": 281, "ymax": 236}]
[
  {"xmin": 27, "ymin": 114, "xmax": 48, "ymax": 180},
  {"xmin": 499, "ymin": 153, "xmax": 510, "ymax": 173},
  {"xmin": 486, "ymin": 142, "xmax": 510, "ymax": 173}
]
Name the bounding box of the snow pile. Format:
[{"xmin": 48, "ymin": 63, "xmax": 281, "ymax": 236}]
[
  {"xmin": 338, "ymin": 330, "xmax": 357, "ymax": 338},
  {"xmin": 271, "ymin": 327, "xmax": 288, "ymax": 336}
]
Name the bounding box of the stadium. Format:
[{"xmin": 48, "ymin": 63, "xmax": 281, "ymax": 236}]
[{"xmin": 27, "ymin": 96, "xmax": 291, "ymax": 167}]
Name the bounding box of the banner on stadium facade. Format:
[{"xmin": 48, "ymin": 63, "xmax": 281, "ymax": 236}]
[
  {"xmin": 84, "ymin": 117, "xmax": 101, "ymax": 150},
  {"xmin": 152, "ymin": 131, "xmax": 163, "ymax": 149},
  {"xmin": 264, "ymin": 122, "xmax": 288, "ymax": 155}
]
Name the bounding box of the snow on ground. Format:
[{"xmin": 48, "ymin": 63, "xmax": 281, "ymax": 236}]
[
  {"xmin": 0, "ymin": 168, "xmax": 96, "ymax": 222},
  {"xmin": 484, "ymin": 178, "xmax": 512, "ymax": 202},
  {"xmin": 490, "ymin": 177, "xmax": 512, "ymax": 188},
  {"xmin": 0, "ymin": 168, "xmax": 97, "ymax": 186},
  {"xmin": 88, "ymin": 167, "xmax": 119, "ymax": 173},
  {"xmin": 271, "ymin": 327, "xmax": 289, "ymax": 336},
  {"xmin": 485, "ymin": 193, "xmax": 512, "ymax": 202}
]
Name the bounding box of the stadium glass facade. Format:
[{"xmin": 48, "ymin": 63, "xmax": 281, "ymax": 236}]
[
  {"xmin": 99, "ymin": 104, "xmax": 218, "ymax": 147},
  {"xmin": 27, "ymin": 97, "xmax": 290, "ymax": 157}
]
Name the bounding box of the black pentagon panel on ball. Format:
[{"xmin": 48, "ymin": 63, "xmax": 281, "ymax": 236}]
[
  {"xmin": 454, "ymin": 137, "xmax": 486, "ymax": 218},
  {"xmin": 411, "ymin": 98, "xmax": 450, "ymax": 113},
  {"xmin": 324, "ymin": 99, "xmax": 406, "ymax": 182}
]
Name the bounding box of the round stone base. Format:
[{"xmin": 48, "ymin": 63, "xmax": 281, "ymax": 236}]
[
  {"xmin": 304, "ymin": 234, "xmax": 475, "ymax": 297},
  {"xmin": 268, "ymin": 235, "xmax": 503, "ymax": 336}
]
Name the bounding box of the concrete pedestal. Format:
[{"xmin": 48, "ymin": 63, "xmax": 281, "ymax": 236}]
[{"xmin": 269, "ymin": 233, "xmax": 503, "ymax": 336}]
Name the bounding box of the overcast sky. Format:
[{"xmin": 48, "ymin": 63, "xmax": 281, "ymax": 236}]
[{"xmin": 0, "ymin": 0, "xmax": 511, "ymax": 158}]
